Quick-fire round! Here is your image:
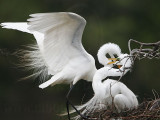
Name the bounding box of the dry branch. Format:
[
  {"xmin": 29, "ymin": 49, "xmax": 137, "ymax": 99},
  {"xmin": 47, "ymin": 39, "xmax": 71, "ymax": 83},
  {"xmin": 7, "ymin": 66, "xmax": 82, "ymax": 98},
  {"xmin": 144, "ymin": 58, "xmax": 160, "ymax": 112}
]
[{"xmin": 128, "ymin": 39, "xmax": 160, "ymax": 60}]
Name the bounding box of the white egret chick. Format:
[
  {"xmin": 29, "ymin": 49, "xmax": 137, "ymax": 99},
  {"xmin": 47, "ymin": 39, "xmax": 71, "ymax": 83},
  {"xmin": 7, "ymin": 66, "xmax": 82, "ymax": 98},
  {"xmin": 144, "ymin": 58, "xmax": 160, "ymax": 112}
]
[{"xmin": 71, "ymin": 44, "xmax": 138, "ymax": 119}]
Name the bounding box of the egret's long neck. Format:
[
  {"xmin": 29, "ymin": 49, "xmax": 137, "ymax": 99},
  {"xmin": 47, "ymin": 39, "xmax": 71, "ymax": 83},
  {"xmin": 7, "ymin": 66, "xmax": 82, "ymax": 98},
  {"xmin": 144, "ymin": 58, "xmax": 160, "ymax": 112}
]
[
  {"xmin": 92, "ymin": 67, "xmax": 123, "ymax": 93},
  {"xmin": 92, "ymin": 54, "xmax": 132, "ymax": 94}
]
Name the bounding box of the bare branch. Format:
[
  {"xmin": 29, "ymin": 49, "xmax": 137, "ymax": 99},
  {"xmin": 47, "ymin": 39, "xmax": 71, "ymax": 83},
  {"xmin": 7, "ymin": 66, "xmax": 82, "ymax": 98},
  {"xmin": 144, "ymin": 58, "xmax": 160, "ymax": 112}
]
[{"xmin": 128, "ymin": 39, "xmax": 160, "ymax": 61}]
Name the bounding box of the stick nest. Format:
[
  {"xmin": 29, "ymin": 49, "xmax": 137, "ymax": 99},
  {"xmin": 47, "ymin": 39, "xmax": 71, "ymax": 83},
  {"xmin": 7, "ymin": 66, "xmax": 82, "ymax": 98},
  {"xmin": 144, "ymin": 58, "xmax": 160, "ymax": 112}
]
[{"xmin": 86, "ymin": 98, "xmax": 160, "ymax": 120}]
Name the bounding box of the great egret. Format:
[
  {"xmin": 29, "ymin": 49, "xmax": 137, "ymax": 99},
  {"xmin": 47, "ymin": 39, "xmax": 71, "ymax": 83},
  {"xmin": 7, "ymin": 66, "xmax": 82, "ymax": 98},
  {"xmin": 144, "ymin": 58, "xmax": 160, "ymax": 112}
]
[
  {"xmin": 1, "ymin": 12, "xmax": 135, "ymax": 119},
  {"xmin": 71, "ymin": 45, "xmax": 138, "ymax": 119},
  {"xmin": 1, "ymin": 12, "xmax": 98, "ymax": 119}
]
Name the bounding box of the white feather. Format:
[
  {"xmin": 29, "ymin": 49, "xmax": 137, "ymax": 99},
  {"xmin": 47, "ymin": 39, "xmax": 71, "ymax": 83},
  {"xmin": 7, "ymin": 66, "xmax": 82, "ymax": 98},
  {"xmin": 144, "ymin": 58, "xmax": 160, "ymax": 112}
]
[
  {"xmin": 97, "ymin": 43, "xmax": 121, "ymax": 66},
  {"xmin": 27, "ymin": 12, "xmax": 88, "ymax": 75},
  {"xmin": 1, "ymin": 22, "xmax": 31, "ymax": 33},
  {"xmin": 1, "ymin": 12, "xmax": 97, "ymax": 88},
  {"xmin": 1, "ymin": 13, "xmax": 138, "ymax": 119}
]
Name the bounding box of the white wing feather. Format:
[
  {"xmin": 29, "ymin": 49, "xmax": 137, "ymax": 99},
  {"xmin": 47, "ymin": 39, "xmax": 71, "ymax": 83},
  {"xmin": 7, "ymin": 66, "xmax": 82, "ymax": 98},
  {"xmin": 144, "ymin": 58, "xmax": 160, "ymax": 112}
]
[
  {"xmin": 27, "ymin": 12, "xmax": 89, "ymax": 75},
  {"xmin": 1, "ymin": 22, "xmax": 44, "ymax": 49},
  {"xmin": 1, "ymin": 22, "xmax": 31, "ymax": 33},
  {"xmin": 1, "ymin": 12, "xmax": 97, "ymax": 87}
]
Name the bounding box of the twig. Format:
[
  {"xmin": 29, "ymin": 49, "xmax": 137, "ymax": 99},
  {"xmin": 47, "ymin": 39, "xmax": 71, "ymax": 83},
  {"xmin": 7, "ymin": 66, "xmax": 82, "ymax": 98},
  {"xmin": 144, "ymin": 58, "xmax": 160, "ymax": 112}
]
[{"xmin": 128, "ymin": 39, "xmax": 160, "ymax": 60}]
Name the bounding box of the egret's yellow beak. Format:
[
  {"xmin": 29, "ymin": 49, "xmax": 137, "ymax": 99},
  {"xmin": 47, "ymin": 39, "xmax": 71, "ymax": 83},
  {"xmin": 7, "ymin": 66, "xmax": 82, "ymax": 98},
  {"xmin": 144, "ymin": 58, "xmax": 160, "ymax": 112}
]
[
  {"xmin": 107, "ymin": 58, "xmax": 119, "ymax": 65},
  {"xmin": 117, "ymin": 65, "xmax": 122, "ymax": 69},
  {"xmin": 108, "ymin": 58, "xmax": 122, "ymax": 68}
]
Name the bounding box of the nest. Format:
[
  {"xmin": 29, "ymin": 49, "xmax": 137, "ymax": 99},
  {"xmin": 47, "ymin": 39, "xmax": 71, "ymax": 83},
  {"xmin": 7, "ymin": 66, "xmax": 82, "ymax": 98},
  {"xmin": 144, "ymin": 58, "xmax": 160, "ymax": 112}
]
[{"xmin": 86, "ymin": 98, "xmax": 160, "ymax": 120}]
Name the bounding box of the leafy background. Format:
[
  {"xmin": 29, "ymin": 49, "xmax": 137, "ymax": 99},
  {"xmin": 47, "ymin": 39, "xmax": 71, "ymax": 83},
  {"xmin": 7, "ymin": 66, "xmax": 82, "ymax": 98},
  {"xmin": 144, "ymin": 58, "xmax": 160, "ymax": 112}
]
[{"xmin": 0, "ymin": 0, "xmax": 160, "ymax": 120}]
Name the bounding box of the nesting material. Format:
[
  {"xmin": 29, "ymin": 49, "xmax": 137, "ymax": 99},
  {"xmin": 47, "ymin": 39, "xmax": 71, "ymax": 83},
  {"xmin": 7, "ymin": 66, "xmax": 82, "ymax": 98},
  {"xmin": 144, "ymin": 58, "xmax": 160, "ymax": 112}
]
[{"xmin": 86, "ymin": 98, "xmax": 160, "ymax": 120}]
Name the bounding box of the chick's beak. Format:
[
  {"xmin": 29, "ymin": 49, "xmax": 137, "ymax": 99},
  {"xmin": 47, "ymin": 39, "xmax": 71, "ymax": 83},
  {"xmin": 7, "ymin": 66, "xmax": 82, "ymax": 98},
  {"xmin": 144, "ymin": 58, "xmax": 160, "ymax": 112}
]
[
  {"xmin": 107, "ymin": 58, "xmax": 119, "ymax": 65},
  {"xmin": 117, "ymin": 65, "xmax": 122, "ymax": 69}
]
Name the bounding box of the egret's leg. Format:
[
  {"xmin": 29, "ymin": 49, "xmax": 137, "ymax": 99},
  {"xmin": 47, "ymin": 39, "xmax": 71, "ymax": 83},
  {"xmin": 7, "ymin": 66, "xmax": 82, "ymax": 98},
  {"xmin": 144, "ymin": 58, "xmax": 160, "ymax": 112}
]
[
  {"xmin": 66, "ymin": 84, "xmax": 88, "ymax": 120},
  {"xmin": 66, "ymin": 100, "xmax": 70, "ymax": 120},
  {"xmin": 70, "ymin": 82, "xmax": 73, "ymax": 88}
]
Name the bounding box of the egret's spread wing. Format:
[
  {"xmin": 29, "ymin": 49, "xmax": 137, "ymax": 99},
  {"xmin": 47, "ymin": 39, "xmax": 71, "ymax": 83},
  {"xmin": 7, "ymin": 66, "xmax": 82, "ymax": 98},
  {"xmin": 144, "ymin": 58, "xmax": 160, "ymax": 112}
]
[{"xmin": 27, "ymin": 12, "xmax": 91, "ymax": 75}]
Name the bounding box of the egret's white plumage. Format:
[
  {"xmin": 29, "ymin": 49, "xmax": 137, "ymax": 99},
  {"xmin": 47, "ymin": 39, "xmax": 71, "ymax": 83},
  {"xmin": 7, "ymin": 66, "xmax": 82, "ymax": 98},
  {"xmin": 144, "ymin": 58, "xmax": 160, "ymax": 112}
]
[
  {"xmin": 1, "ymin": 12, "xmax": 97, "ymax": 88},
  {"xmin": 70, "ymin": 45, "xmax": 138, "ymax": 119},
  {"xmin": 1, "ymin": 13, "xmax": 138, "ymax": 119},
  {"xmin": 97, "ymin": 43, "xmax": 121, "ymax": 66}
]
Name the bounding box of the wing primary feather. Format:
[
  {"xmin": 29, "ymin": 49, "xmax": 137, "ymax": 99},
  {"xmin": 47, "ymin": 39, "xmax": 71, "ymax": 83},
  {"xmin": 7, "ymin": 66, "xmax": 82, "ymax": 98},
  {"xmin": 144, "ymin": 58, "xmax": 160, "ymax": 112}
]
[{"xmin": 1, "ymin": 22, "xmax": 31, "ymax": 33}]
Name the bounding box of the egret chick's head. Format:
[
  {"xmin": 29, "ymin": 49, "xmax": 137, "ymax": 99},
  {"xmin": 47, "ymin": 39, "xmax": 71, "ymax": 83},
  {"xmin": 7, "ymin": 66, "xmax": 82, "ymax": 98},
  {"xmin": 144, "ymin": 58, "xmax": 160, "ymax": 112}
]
[{"xmin": 97, "ymin": 43, "xmax": 122, "ymax": 66}]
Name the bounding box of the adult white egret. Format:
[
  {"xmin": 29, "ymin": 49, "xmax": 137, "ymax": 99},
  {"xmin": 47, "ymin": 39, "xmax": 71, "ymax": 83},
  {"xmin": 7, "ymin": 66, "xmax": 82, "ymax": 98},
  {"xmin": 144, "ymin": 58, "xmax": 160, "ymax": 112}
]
[
  {"xmin": 1, "ymin": 13, "xmax": 97, "ymax": 87},
  {"xmin": 71, "ymin": 45, "xmax": 138, "ymax": 119},
  {"xmin": 0, "ymin": 12, "xmax": 135, "ymax": 119}
]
